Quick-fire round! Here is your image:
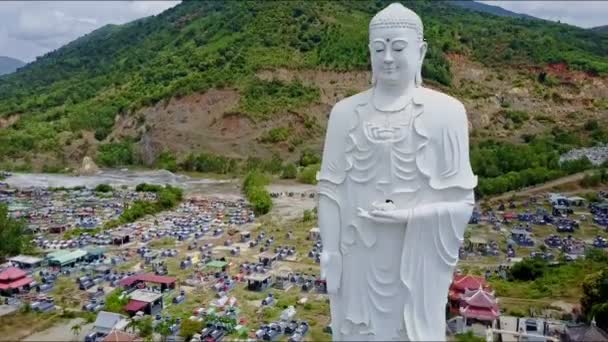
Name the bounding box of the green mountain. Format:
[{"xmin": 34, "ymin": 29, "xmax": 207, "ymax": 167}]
[
  {"xmin": 0, "ymin": 56, "xmax": 25, "ymax": 76},
  {"xmin": 449, "ymin": 0, "xmax": 535, "ymax": 20},
  {"xmin": 592, "ymin": 25, "xmax": 608, "ymax": 34},
  {"xmin": 0, "ymin": 0, "xmax": 607, "ymax": 190}
]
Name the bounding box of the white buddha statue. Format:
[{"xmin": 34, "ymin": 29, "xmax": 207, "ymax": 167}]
[{"xmin": 317, "ymin": 3, "xmax": 477, "ymax": 341}]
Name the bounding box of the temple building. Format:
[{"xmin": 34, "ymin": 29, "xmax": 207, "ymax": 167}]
[
  {"xmin": 0, "ymin": 267, "xmax": 34, "ymax": 295},
  {"xmin": 459, "ymin": 287, "xmax": 500, "ymax": 326}
]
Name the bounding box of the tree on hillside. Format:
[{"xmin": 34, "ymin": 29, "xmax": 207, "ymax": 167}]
[
  {"xmin": 581, "ymin": 267, "xmax": 608, "ymax": 330},
  {"xmin": 71, "ymin": 323, "xmax": 82, "ymax": 338},
  {"xmin": 0, "ymin": 204, "xmax": 30, "ymax": 262}
]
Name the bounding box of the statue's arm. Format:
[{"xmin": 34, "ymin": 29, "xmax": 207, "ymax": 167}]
[{"xmin": 317, "ymin": 103, "xmax": 347, "ymax": 294}]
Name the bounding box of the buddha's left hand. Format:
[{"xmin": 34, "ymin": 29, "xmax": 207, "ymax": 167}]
[{"xmin": 357, "ymin": 207, "xmax": 411, "ymax": 224}]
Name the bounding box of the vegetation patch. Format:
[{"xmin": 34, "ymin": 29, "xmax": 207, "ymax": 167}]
[
  {"xmin": 104, "ymin": 184, "xmax": 183, "ymax": 229},
  {"xmin": 259, "ymin": 127, "xmax": 292, "ymax": 143},
  {"xmin": 240, "ymin": 78, "xmax": 320, "ymax": 119},
  {"xmin": 96, "ymin": 140, "xmax": 136, "ymax": 167},
  {"xmin": 242, "ymin": 170, "xmax": 273, "ymax": 215}
]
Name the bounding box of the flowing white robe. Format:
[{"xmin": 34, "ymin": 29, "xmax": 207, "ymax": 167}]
[{"xmin": 318, "ymin": 87, "xmax": 477, "ymax": 341}]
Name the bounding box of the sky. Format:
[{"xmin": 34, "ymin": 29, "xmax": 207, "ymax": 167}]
[
  {"xmin": 477, "ymin": 1, "xmax": 608, "ymax": 29},
  {"xmin": 0, "ymin": 1, "xmax": 607, "ymax": 63}
]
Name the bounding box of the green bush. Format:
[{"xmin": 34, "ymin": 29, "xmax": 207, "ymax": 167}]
[
  {"xmin": 299, "ymin": 148, "xmax": 320, "ymax": 167},
  {"xmin": 260, "ymin": 127, "xmax": 292, "ymax": 143},
  {"xmin": 509, "ymin": 258, "xmax": 547, "ymax": 281},
  {"xmin": 96, "ymin": 141, "xmax": 135, "ymax": 167},
  {"xmin": 156, "ymin": 151, "xmax": 177, "ymax": 172},
  {"xmin": 503, "ymin": 109, "xmax": 530, "ymax": 125},
  {"xmin": 94, "ymin": 184, "xmax": 113, "ymax": 193},
  {"xmin": 106, "ymin": 184, "xmax": 183, "ymax": 228},
  {"xmin": 179, "ymin": 152, "xmax": 238, "ymax": 174},
  {"xmin": 242, "ymin": 170, "xmax": 273, "ymax": 215},
  {"xmin": 297, "ymin": 163, "xmax": 320, "ymax": 185},
  {"xmin": 0, "ymin": 204, "xmax": 31, "ymax": 261},
  {"xmin": 241, "ymin": 79, "xmax": 320, "ymax": 119},
  {"xmin": 104, "ymin": 289, "xmax": 128, "ymax": 314},
  {"xmin": 281, "ymin": 163, "xmax": 298, "ymax": 179}
]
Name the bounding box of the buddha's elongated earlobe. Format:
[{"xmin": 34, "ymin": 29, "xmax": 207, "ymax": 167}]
[{"xmin": 415, "ymin": 68, "xmax": 422, "ymax": 87}]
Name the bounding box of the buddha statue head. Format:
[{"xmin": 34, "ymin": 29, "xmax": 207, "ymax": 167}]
[{"xmin": 369, "ymin": 3, "xmax": 427, "ymax": 89}]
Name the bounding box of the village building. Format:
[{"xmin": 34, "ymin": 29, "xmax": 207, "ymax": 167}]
[
  {"xmin": 47, "ymin": 249, "xmax": 88, "ymax": 268},
  {"xmin": 448, "ymin": 274, "xmax": 492, "ymax": 314},
  {"xmin": 110, "ymin": 230, "xmax": 131, "ymax": 245},
  {"xmin": 239, "ymin": 231, "xmax": 251, "ymax": 243},
  {"xmin": 118, "ymin": 273, "xmax": 177, "ymax": 292},
  {"xmin": 124, "ymin": 290, "xmax": 164, "ymax": 316},
  {"xmin": 0, "ymin": 267, "xmax": 34, "ymax": 295},
  {"xmin": 102, "ymin": 330, "xmax": 138, "ymax": 342},
  {"xmin": 259, "ymin": 251, "xmax": 279, "ymax": 268},
  {"xmin": 48, "ymin": 224, "xmax": 68, "ymax": 234},
  {"xmin": 309, "ymin": 227, "xmax": 320, "ymax": 240},
  {"xmin": 206, "ymin": 260, "xmax": 229, "ymax": 273},
  {"xmin": 8, "ymin": 255, "xmax": 43, "ymax": 270},
  {"xmin": 562, "ymin": 321, "xmax": 608, "ymax": 342},
  {"xmin": 459, "ymin": 287, "xmax": 500, "ymax": 326},
  {"xmin": 245, "ymin": 273, "xmax": 273, "ymax": 291},
  {"xmin": 85, "ymin": 247, "xmax": 106, "ymax": 262},
  {"xmin": 93, "ymin": 311, "xmax": 129, "ymax": 335}
]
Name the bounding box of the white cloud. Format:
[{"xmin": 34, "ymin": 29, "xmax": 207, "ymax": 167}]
[
  {"xmin": 477, "ymin": 1, "xmax": 608, "ymax": 28},
  {"xmin": 0, "ymin": 1, "xmax": 180, "ymax": 62}
]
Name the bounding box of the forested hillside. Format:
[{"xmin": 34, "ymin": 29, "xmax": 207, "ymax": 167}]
[
  {"xmin": 0, "ymin": 0, "xmax": 607, "ymax": 197},
  {"xmin": 0, "ymin": 56, "xmax": 25, "ymax": 76}
]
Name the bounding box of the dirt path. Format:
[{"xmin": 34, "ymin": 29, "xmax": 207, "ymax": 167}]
[
  {"xmin": 22, "ymin": 318, "xmax": 93, "ymax": 342},
  {"xmin": 489, "ymin": 171, "xmax": 592, "ymax": 201}
]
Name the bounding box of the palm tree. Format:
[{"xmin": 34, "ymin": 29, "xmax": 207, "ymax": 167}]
[
  {"xmin": 71, "ymin": 324, "xmax": 82, "ymax": 339},
  {"xmin": 126, "ymin": 318, "xmax": 138, "ymax": 334}
]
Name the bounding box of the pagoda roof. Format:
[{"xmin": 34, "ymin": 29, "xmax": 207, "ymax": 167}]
[
  {"xmin": 0, "ymin": 267, "xmax": 27, "ymax": 282},
  {"xmin": 463, "ymin": 287, "xmax": 498, "ymax": 309},
  {"xmin": 460, "ymin": 305, "xmax": 499, "ymax": 321},
  {"xmin": 451, "ymin": 274, "xmax": 490, "ymax": 291}
]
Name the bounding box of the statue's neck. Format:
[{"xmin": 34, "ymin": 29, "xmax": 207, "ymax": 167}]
[{"xmin": 372, "ymin": 82, "xmax": 415, "ymax": 112}]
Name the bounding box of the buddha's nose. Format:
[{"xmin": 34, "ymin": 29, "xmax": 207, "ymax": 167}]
[{"xmin": 384, "ymin": 50, "xmax": 394, "ymax": 64}]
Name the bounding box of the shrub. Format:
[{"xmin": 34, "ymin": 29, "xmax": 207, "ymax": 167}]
[
  {"xmin": 242, "ymin": 170, "xmax": 273, "ymax": 215},
  {"xmin": 281, "ymin": 163, "xmax": 298, "ymax": 179},
  {"xmin": 260, "ymin": 127, "xmax": 291, "ymax": 143},
  {"xmin": 94, "ymin": 184, "xmax": 113, "ymax": 193},
  {"xmin": 297, "ymin": 163, "xmax": 320, "ymax": 185},
  {"xmin": 96, "ymin": 141, "xmax": 134, "ymax": 167},
  {"xmin": 299, "ymin": 148, "xmax": 320, "ymax": 167},
  {"xmin": 509, "ymin": 258, "xmax": 547, "ymax": 281},
  {"xmin": 156, "ymin": 151, "xmax": 177, "ymax": 172}
]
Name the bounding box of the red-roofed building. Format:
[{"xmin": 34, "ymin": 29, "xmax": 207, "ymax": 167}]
[
  {"xmin": 0, "ymin": 267, "xmax": 33, "ymax": 294},
  {"xmin": 123, "ymin": 290, "xmax": 163, "ymax": 316},
  {"xmin": 459, "ymin": 287, "xmax": 500, "ymax": 325},
  {"xmin": 118, "ymin": 273, "xmax": 176, "ymax": 291},
  {"xmin": 103, "ymin": 329, "xmax": 138, "ymax": 342},
  {"xmin": 448, "ymin": 273, "xmax": 492, "ymax": 314}
]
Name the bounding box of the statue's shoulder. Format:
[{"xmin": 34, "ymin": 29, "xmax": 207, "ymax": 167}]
[
  {"xmin": 415, "ymin": 87, "xmax": 465, "ymax": 114},
  {"xmin": 329, "ymin": 89, "xmax": 371, "ymax": 118},
  {"xmin": 414, "ymin": 87, "xmax": 466, "ymax": 127}
]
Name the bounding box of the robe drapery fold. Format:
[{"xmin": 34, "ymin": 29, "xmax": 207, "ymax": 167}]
[{"xmin": 317, "ymin": 87, "xmax": 477, "ymax": 341}]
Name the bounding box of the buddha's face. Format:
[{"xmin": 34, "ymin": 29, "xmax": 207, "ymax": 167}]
[{"xmin": 369, "ymin": 27, "xmax": 426, "ymax": 87}]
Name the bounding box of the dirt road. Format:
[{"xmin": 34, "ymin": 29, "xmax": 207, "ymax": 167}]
[
  {"xmin": 23, "ymin": 318, "xmax": 93, "ymax": 342},
  {"xmin": 489, "ymin": 171, "xmax": 593, "ymax": 201}
]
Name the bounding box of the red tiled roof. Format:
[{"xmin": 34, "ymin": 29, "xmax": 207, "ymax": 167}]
[
  {"xmin": 451, "ymin": 274, "xmax": 489, "ymax": 291},
  {"xmin": 124, "ymin": 299, "xmax": 147, "ymax": 312},
  {"xmin": 0, "ymin": 276, "xmax": 33, "ymax": 290},
  {"xmin": 460, "ymin": 305, "xmax": 499, "ymax": 321},
  {"xmin": 103, "ymin": 330, "xmax": 137, "ymax": 342},
  {"xmin": 118, "ymin": 273, "xmax": 177, "ymax": 287},
  {"xmin": 463, "ymin": 288, "xmax": 498, "ymax": 309},
  {"xmin": 0, "ymin": 267, "xmax": 27, "ymax": 282}
]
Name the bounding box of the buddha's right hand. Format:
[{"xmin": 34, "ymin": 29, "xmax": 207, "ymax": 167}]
[{"xmin": 320, "ymin": 251, "xmax": 342, "ymax": 295}]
